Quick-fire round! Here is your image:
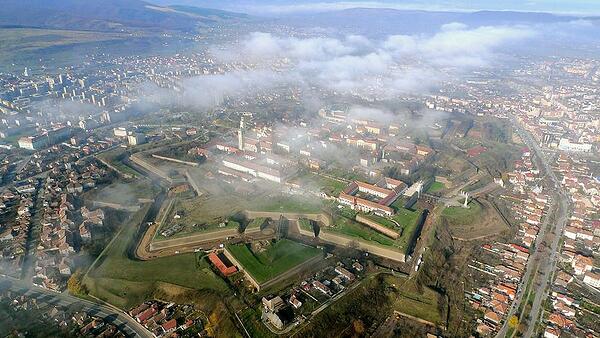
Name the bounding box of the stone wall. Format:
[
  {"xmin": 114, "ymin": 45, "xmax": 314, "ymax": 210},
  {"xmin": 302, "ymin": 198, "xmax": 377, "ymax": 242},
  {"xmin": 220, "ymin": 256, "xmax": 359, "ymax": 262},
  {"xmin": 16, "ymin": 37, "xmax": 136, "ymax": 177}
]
[{"xmin": 355, "ymin": 215, "xmax": 400, "ymax": 239}]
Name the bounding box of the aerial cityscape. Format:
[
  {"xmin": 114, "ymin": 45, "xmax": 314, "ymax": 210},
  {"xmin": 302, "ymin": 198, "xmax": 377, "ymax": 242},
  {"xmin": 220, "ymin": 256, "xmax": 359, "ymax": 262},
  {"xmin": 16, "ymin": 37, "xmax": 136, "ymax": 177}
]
[{"xmin": 0, "ymin": 1, "xmax": 598, "ymax": 337}]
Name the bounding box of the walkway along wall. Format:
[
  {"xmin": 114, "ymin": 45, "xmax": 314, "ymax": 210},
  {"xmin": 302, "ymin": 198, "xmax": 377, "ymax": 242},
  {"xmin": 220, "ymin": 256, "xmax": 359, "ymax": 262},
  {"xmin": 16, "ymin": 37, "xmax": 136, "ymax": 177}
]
[
  {"xmin": 130, "ymin": 153, "xmax": 172, "ymax": 184},
  {"xmin": 152, "ymin": 154, "xmax": 199, "ymax": 167},
  {"xmin": 185, "ymin": 170, "xmax": 203, "ymax": 196},
  {"xmin": 149, "ymin": 227, "xmax": 240, "ymax": 251}
]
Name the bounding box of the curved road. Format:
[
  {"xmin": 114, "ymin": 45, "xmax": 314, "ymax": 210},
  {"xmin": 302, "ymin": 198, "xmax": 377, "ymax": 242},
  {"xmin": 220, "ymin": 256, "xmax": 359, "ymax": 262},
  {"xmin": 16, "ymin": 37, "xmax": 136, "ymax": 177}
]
[{"xmin": 0, "ymin": 275, "xmax": 152, "ymax": 338}]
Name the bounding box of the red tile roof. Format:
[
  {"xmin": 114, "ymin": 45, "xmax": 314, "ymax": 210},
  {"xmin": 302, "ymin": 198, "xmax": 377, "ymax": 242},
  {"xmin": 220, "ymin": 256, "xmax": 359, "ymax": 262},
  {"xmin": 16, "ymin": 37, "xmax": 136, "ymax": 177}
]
[{"xmin": 208, "ymin": 252, "xmax": 237, "ymax": 276}]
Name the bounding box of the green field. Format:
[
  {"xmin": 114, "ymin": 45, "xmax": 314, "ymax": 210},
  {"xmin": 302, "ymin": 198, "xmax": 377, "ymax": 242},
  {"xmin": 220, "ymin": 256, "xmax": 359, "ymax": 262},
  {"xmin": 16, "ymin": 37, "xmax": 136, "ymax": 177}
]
[
  {"xmin": 84, "ymin": 179, "xmax": 160, "ymax": 206},
  {"xmin": 96, "ymin": 148, "xmax": 141, "ymax": 178},
  {"xmin": 393, "ymin": 208, "xmax": 420, "ymax": 227},
  {"xmin": 390, "ymin": 196, "xmax": 409, "ymax": 211},
  {"xmin": 361, "ymin": 213, "xmax": 398, "ymax": 229},
  {"xmin": 325, "ymin": 207, "xmax": 422, "ymax": 251},
  {"xmin": 426, "ymin": 181, "xmax": 445, "ymax": 193},
  {"xmin": 226, "ymin": 239, "xmax": 321, "ymax": 284},
  {"xmin": 301, "ymin": 273, "xmax": 443, "ymax": 336},
  {"xmin": 0, "ymin": 28, "xmax": 191, "ymax": 73},
  {"xmin": 298, "ymin": 218, "xmax": 315, "ymax": 233},
  {"xmin": 326, "ymin": 216, "xmax": 398, "ymax": 247},
  {"xmin": 155, "ymin": 174, "xmax": 323, "ymax": 238},
  {"xmin": 291, "ymin": 172, "xmax": 348, "ymax": 197},
  {"xmin": 387, "ymin": 275, "xmax": 444, "ymax": 325},
  {"xmin": 246, "ymin": 217, "xmax": 267, "ymax": 230},
  {"xmin": 85, "ymin": 205, "xmax": 230, "ymax": 309},
  {"xmin": 442, "ymin": 200, "xmax": 483, "ymax": 226},
  {"xmin": 254, "ymin": 196, "xmax": 323, "ymax": 213}
]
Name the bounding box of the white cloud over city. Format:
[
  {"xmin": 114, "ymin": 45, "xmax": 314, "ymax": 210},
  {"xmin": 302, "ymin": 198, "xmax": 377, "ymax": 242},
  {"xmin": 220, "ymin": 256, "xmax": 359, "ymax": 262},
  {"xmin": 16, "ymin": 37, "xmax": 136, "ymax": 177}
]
[{"xmin": 145, "ymin": 23, "xmax": 536, "ymax": 109}]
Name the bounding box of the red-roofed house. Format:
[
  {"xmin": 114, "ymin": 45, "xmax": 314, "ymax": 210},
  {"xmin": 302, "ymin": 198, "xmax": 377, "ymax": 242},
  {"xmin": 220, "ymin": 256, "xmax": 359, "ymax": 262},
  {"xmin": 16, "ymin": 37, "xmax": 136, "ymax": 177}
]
[
  {"xmin": 467, "ymin": 145, "xmax": 487, "ymax": 157},
  {"xmin": 162, "ymin": 318, "xmax": 177, "ymax": 334},
  {"xmin": 208, "ymin": 252, "xmax": 237, "ymax": 276}
]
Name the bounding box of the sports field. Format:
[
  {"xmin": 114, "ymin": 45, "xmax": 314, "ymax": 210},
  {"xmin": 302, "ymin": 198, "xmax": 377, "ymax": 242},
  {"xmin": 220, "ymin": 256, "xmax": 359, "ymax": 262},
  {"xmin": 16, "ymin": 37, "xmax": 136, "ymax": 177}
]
[{"xmin": 227, "ymin": 239, "xmax": 322, "ymax": 284}]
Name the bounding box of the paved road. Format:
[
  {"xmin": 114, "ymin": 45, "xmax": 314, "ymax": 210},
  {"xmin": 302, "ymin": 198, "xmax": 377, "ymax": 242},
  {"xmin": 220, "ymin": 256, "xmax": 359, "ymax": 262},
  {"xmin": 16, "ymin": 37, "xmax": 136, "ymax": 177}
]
[
  {"xmin": 495, "ymin": 120, "xmax": 569, "ymax": 338},
  {"xmin": 518, "ymin": 125, "xmax": 569, "ymax": 338},
  {"xmin": 0, "ymin": 275, "xmax": 152, "ymax": 338}
]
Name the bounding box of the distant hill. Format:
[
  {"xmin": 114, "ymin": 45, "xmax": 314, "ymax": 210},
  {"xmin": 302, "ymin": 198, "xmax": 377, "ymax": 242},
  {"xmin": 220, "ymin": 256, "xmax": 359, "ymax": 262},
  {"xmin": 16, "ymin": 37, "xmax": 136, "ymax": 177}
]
[
  {"xmin": 167, "ymin": 5, "xmax": 250, "ymax": 20},
  {"xmin": 0, "ymin": 0, "xmax": 248, "ymax": 32},
  {"xmin": 280, "ymin": 8, "xmax": 596, "ymax": 36}
]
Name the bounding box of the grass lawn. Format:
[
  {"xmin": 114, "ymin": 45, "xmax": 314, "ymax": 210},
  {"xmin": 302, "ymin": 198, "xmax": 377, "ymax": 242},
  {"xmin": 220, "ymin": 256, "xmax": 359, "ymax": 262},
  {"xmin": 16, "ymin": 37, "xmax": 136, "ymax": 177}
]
[
  {"xmin": 326, "ymin": 216, "xmax": 398, "ymax": 247},
  {"xmin": 361, "ymin": 214, "xmax": 398, "ymax": 229},
  {"xmin": 392, "ymin": 208, "xmax": 420, "ymax": 228},
  {"xmin": 395, "ymin": 211, "xmax": 421, "ymax": 249},
  {"xmin": 97, "ymin": 148, "xmax": 141, "ymax": 177},
  {"xmin": 328, "ymin": 207, "xmax": 422, "ymax": 251},
  {"xmin": 246, "ymin": 217, "xmax": 267, "ymax": 230},
  {"xmin": 442, "ymin": 200, "xmax": 483, "ymax": 226},
  {"xmin": 239, "ymin": 308, "xmax": 276, "ymax": 338},
  {"xmin": 390, "ymin": 196, "xmax": 409, "ymax": 212},
  {"xmin": 298, "ymin": 218, "xmax": 314, "ymax": 233},
  {"xmin": 85, "ymin": 205, "xmax": 230, "ymax": 309},
  {"xmin": 84, "ymin": 179, "xmax": 159, "ymax": 206},
  {"xmin": 386, "ymin": 275, "xmax": 444, "ymax": 325},
  {"xmin": 291, "ymin": 172, "xmax": 347, "ymax": 197},
  {"xmin": 301, "ymin": 272, "xmax": 443, "ymax": 336},
  {"xmin": 154, "ymin": 174, "xmax": 323, "ymax": 239},
  {"xmin": 254, "ymin": 196, "xmax": 323, "ymax": 213},
  {"xmin": 226, "ymin": 239, "xmax": 321, "ymax": 284},
  {"xmin": 426, "ymin": 181, "xmax": 445, "ymax": 193}
]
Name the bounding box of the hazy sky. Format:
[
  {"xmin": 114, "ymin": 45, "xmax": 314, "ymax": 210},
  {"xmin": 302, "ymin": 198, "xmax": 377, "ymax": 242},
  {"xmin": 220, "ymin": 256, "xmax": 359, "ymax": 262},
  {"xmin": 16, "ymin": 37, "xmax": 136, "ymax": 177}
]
[{"xmin": 154, "ymin": 0, "xmax": 600, "ymax": 15}]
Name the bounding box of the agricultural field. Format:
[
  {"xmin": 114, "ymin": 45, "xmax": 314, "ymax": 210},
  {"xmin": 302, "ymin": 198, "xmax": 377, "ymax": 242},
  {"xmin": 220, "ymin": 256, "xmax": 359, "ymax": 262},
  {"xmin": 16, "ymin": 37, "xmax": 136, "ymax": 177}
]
[
  {"xmin": 0, "ymin": 28, "xmax": 194, "ymax": 73},
  {"xmin": 0, "ymin": 28, "xmax": 128, "ymax": 71},
  {"xmin": 84, "ymin": 205, "xmax": 230, "ymax": 309},
  {"xmin": 226, "ymin": 239, "xmax": 322, "ymax": 284}
]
